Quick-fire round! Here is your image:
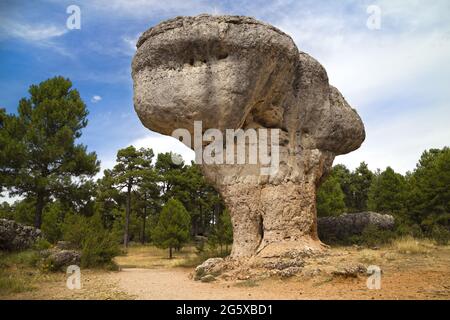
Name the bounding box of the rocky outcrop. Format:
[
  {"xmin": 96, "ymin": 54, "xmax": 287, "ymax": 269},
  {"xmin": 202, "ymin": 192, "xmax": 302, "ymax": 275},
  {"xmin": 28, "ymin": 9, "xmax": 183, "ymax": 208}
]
[
  {"xmin": 40, "ymin": 248, "xmax": 81, "ymax": 271},
  {"xmin": 194, "ymin": 258, "xmax": 224, "ymax": 281},
  {"xmin": 0, "ymin": 219, "xmax": 41, "ymax": 251},
  {"xmin": 132, "ymin": 15, "xmax": 365, "ymax": 261},
  {"xmin": 331, "ymin": 263, "xmax": 367, "ymax": 278},
  {"xmin": 318, "ymin": 212, "xmax": 395, "ymax": 242},
  {"xmin": 47, "ymin": 250, "xmax": 81, "ymax": 270}
]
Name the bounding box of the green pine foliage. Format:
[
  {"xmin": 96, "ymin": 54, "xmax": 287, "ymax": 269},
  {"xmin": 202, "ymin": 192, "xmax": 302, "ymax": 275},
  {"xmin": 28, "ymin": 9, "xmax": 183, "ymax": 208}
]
[
  {"xmin": 41, "ymin": 202, "xmax": 64, "ymax": 244},
  {"xmin": 0, "ymin": 76, "xmax": 99, "ymax": 228},
  {"xmin": 110, "ymin": 146, "xmax": 154, "ymax": 247},
  {"xmin": 368, "ymin": 167, "xmax": 406, "ymax": 214},
  {"xmin": 317, "ymin": 147, "xmax": 450, "ymax": 245},
  {"xmin": 317, "ymin": 175, "xmax": 346, "ymax": 217},
  {"xmin": 152, "ymin": 199, "xmax": 191, "ymax": 258},
  {"xmin": 80, "ymin": 214, "xmax": 120, "ymax": 268},
  {"xmin": 208, "ymin": 210, "xmax": 233, "ymax": 254}
]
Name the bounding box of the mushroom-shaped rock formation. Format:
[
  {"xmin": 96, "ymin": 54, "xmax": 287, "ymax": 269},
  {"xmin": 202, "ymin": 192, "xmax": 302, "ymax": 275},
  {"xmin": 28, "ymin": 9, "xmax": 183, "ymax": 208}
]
[{"xmin": 132, "ymin": 15, "xmax": 365, "ymax": 260}]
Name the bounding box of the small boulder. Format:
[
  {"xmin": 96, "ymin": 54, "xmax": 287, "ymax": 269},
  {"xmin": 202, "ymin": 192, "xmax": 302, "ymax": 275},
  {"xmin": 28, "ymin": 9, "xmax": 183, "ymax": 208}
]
[
  {"xmin": 200, "ymin": 275, "xmax": 216, "ymax": 283},
  {"xmin": 55, "ymin": 241, "xmax": 73, "ymax": 250},
  {"xmin": 194, "ymin": 258, "xmax": 224, "ymax": 280},
  {"xmin": 278, "ymin": 266, "xmax": 302, "ymax": 278},
  {"xmin": 332, "ymin": 264, "xmax": 367, "ymax": 278},
  {"xmin": 47, "ymin": 250, "xmax": 81, "ymax": 270}
]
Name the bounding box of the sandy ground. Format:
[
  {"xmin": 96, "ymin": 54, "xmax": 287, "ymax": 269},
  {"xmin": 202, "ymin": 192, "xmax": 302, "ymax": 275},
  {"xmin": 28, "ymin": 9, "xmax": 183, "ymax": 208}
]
[
  {"xmin": 108, "ymin": 264, "xmax": 450, "ymax": 300},
  {"xmin": 4, "ymin": 244, "xmax": 450, "ymax": 300}
]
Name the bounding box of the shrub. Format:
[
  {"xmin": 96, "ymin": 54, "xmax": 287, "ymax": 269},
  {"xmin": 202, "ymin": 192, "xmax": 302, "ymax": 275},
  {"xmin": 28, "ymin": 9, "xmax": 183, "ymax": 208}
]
[
  {"xmin": 429, "ymin": 225, "xmax": 450, "ymax": 245},
  {"xmin": 348, "ymin": 225, "xmax": 396, "ymax": 247},
  {"xmin": 41, "ymin": 204, "xmax": 63, "ymax": 244},
  {"xmin": 395, "ymin": 223, "xmax": 424, "ymax": 238},
  {"xmin": 81, "ymin": 229, "xmax": 120, "ymax": 268},
  {"xmin": 61, "ymin": 213, "xmax": 120, "ymax": 268},
  {"xmin": 62, "ymin": 214, "xmax": 90, "ymax": 248},
  {"xmin": 81, "ymin": 214, "xmax": 120, "ymax": 268},
  {"xmin": 32, "ymin": 238, "xmax": 52, "ymax": 251}
]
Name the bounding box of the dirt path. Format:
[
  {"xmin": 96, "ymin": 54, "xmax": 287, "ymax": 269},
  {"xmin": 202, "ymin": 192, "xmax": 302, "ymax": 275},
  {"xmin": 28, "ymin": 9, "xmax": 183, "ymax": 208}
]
[
  {"xmin": 108, "ymin": 268, "xmax": 259, "ymax": 299},
  {"xmin": 107, "ymin": 264, "xmax": 450, "ymax": 300},
  {"xmin": 4, "ymin": 244, "xmax": 450, "ymax": 300},
  {"xmin": 104, "ymin": 243, "xmax": 450, "ymax": 300}
]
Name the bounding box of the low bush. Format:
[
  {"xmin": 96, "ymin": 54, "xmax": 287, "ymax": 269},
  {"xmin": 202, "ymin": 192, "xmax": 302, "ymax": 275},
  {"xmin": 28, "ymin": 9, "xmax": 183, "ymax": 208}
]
[
  {"xmin": 33, "ymin": 238, "xmax": 52, "ymax": 251},
  {"xmin": 61, "ymin": 213, "xmax": 121, "ymax": 268},
  {"xmin": 429, "ymin": 225, "xmax": 450, "ymax": 245},
  {"xmin": 62, "ymin": 214, "xmax": 90, "ymax": 248},
  {"xmin": 344, "ymin": 225, "xmax": 396, "ymax": 247},
  {"xmin": 81, "ymin": 230, "xmax": 120, "ymax": 268}
]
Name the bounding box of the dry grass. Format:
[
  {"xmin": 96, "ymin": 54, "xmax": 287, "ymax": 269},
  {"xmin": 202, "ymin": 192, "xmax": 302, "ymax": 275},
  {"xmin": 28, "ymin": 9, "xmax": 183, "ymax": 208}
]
[
  {"xmin": 357, "ymin": 249, "xmax": 380, "ymax": 264},
  {"xmin": 0, "ymin": 270, "xmax": 35, "ymax": 296},
  {"xmin": 114, "ymin": 244, "xmax": 198, "ymax": 269},
  {"xmin": 235, "ymin": 279, "xmax": 259, "ymax": 287},
  {"xmin": 392, "ymin": 236, "xmax": 435, "ymax": 254}
]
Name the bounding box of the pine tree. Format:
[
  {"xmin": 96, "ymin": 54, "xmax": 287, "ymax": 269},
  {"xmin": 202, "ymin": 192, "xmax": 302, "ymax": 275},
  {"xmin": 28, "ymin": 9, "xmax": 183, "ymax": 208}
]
[
  {"xmin": 209, "ymin": 209, "xmax": 233, "ymax": 254},
  {"xmin": 407, "ymin": 148, "xmax": 450, "ymax": 229},
  {"xmin": 0, "ymin": 77, "xmax": 99, "ymax": 228},
  {"xmin": 349, "ymin": 162, "xmax": 374, "ymax": 212},
  {"xmin": 153, "ymin": 198, "xmax": 191, "ymax": 258},
  {"xmin": 111, "ymin": 146, "xmax": 154, "ymax": 247},
  {"xmin": 368, "ymin": 166, "xmax": 406, "ymax": 214},
  {"xmin": 317, "ymin": 175, "xmax": 347, "ymax": 217},
  {"xmin": 134, "ymin": 169, "xmax": 161, "ymax": 244}
]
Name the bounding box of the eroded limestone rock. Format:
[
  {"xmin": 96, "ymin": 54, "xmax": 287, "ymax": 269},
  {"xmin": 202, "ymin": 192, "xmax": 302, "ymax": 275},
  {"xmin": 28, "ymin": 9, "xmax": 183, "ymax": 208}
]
[
  {"xmin": 132, "ymin": 15, "xmax": 365, "ymax": 261},
  {"xmin": 318, "ymin": 212, "xmax": 395, "ymax": 243},
  {"xmin": 0, "ymin": 219, "xmax": 41, "ymax": 251}
]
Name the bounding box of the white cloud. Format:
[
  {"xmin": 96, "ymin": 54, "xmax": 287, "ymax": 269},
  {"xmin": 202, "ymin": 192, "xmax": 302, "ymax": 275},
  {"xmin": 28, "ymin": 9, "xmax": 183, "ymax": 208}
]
[
  {"xmin": 0, "ymin": 16, "xmax": 72, "ymax": 56},
  {"xmin": 91, "ymin": 95, "xmax": 102, "ymax": 103},
  {"xmin": 336, "ymin": 103, "xmax": 450, "ymax": 174},
  {"xmin": 272, "ymin": 3, "xmax": 450, "ymax": 107},
  {"xmin": 94, "ymin": 131, "xmax": 195, "ymax": 180},
  {"xmin": 109, "ymin": 1, "xmax": 450, "ymax": 175},
  {"xmin": 89, "ymin": 0, "xmax": 212, "ymax": 17},
  {"xmin": 131, "ymin": 132, "xmax": 195, "ymax": 164},
  {"xmin": 0, "ymin": 19, "xmax": 67, "ymax": 41},
  {"xmin": 264, "ymin": 1, "xmax": 450, "ymax": 173},
  {"xmin": 122, "ymin": 34, "xmax": 139, "ymax": 56}
]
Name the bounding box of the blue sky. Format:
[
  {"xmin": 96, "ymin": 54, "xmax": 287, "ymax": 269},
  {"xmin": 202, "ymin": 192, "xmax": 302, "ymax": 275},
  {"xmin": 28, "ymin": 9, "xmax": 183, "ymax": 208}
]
[{"xmin": 1, "ymin": 0, "xmax": 449, "ymax": 177}]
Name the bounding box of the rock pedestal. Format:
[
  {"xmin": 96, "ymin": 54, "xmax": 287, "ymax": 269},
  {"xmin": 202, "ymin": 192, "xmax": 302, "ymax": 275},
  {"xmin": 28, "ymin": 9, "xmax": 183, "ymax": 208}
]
[{"xmin": 132, "ymin": 15, "xmax": 365, "ymax": 261}]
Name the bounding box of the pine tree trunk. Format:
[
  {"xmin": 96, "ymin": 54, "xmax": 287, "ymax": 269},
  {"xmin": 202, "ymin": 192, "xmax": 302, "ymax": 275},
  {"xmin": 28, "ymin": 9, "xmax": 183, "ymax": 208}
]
[
  {"xmin": 169, "ymin": 247, "xmax": 173, "ymax": 259},
  {"xmin": 34, "ymin": 193, "xmax": 44, "ymax": 229},
  {"xmin": 141, "ymin": 193, "xmax": 147, "ymax": 244},
  {"xmin": 124, "ymin": 182, "xmax": 132, "ymax": 248},
  {"xmin": 141, "ymin": 214, "xmax": 146, "ymax": 244}
]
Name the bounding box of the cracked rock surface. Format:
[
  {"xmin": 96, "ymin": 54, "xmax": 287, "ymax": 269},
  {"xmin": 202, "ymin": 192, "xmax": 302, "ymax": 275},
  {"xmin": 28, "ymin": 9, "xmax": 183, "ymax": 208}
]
[{"xmin": 132, "ymin": 15, "xmax": 365, "ymax": 261}]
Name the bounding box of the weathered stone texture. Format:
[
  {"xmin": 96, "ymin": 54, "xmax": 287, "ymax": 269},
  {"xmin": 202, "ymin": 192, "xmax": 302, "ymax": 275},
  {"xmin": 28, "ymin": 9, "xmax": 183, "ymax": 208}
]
[
  {"xmin": 318, "ymin": 212, "xmax": 395, "ymax": 242},
  {"xmin": 0, "ymin": 219, "xmax": 41, "ymax": 251},
  {"xmin": 132, "ymin": 15, "xmax": 365, "ymax": 260}
]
